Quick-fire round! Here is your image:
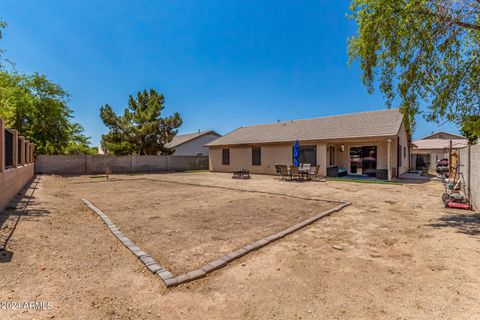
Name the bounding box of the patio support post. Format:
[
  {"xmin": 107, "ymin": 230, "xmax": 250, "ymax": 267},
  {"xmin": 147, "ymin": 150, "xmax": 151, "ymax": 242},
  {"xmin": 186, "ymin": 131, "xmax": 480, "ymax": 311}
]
[
  {"xmin": 387, "ymin": 139, "xmax": 392, "ymax": 180},
  {"xmin": 317, "ymin": 143, "xmax": 327, "ymax": 177},
  {"xmin": 0, "ymin": 119, "xmax": 4, "ymax": 172}
]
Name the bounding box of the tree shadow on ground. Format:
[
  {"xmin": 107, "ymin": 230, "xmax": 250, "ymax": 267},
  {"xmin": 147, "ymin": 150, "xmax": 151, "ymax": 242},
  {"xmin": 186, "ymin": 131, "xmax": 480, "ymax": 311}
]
[
  {"xmin": 0, "ymin": 176, "xmax": 48, "ymax": 262},
  {"xmin": 428, "ymin": 212, "xmax": 480, "ymax": 236}
]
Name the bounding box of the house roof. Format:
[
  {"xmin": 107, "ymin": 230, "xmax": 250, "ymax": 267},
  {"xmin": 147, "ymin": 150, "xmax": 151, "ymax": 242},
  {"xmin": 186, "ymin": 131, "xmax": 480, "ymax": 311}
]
[
  {"xmin": 206, "ymin": 109, "xmax": 404, "ymax": 147},
  {"xmin": 418, "ymin": 131, "xmax": 466, "ymax": 140},
  {"xmin": 412, "ymin": 138, "xmax": 468, "ymax": 150},
  {"xmin": 166, "ymin": 130, "xmax": 221, "ymax": 148}
]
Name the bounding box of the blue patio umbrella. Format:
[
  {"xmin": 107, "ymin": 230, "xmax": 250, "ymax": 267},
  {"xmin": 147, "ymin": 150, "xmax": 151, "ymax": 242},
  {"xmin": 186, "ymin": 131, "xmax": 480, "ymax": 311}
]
[{"xmin": 293, "ymin": 139, "xmax": 300, "ymax": 166}]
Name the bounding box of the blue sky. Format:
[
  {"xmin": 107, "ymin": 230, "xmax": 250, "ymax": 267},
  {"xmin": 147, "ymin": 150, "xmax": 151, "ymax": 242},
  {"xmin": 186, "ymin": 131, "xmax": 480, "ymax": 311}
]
[{"xmin": 1, "ymin": 0, "xmax": 460, "ymax": 145}]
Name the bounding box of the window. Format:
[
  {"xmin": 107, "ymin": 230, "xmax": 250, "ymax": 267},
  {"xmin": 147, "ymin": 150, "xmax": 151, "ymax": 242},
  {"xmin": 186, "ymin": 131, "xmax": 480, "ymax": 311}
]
[
  {"xmin": 252, "ymin": 147, "xmax": 261, "ymax": 166},
  {"xmin": 328, "ymin": 146, "xmax": 335, "ymax": 166},
  {"xmin": 403, "ymin": 146, "xmax": 406, "ymax": 159},
  {"xmin": 293, "ymin": 145, "xmax": 317, "ymax": 166},
  {"xmin": 222, "ymin": 148, "xmax": 230, "ymax": 165},
  {"xmin": 416, "ymin": 154, "xmax": 430, "ymax": 170}
]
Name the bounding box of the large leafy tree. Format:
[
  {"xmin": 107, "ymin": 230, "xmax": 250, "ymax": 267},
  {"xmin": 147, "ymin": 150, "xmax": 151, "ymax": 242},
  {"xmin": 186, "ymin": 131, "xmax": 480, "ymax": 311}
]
[
  {"xmin": 461, "ymin": 114, "xmax": 480, "ymax": 144},
  {"xmin": 0, "ymin": 20, "xmax": 93, "ymax": 154},
  {"xmin": 0, "ymin": 19, "xmax": 7, "ymax": 67},
  {"xmin": 0, "ymin": 71, "xmax": 95, "ymax": 154},
  {"xmin": 100, "ymin": 89, "xmax": 182, "ymax": 155},
  {"xmin": 348, "ymin": 0, "xmax": 479, "ymax": 142}
]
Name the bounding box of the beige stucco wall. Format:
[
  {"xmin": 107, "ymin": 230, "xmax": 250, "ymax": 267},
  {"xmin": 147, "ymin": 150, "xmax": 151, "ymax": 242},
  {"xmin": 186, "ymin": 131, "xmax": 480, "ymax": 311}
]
[
  {"xmin": 316, "ymin": 144, "xmax": 327, "ymax": 176},
  {"xmin": 397, "ymin": 121, "xmax": 410, "ymax": 175},
  {"xmin": 208, "ymin": 120, "xmax": 410, "ymax": 179},
  {"xmin": 330, "ymin": 140, "xmax": 388, "ymax": 171},
  {"xmin": 322, "ymin": 120, "xmax": 410, "ymax": 176},
  {"xmin": 210, "ymin": 141, "xmax": 389, "ymax": 177},
  {"xmin": 209, "ymin": 144, "xmax": 293, "ymax": 175},
  {"xmin": 172, "ymin": 134, "xmax": 219, "ymax": 156},
  {"xmin": 209, "ymin": 139, "xmax": 396, "ymax": 177},
  {"xmin": 0, "ymin": 164, "xmax": 34, "ymax": 211},
  {"xmin": 459, "ymin": 145, "xmax": 480, "ymax": 210},
  {"xmin": 411, "ymin": 149, "xmax": 450, "ymax": 170}
]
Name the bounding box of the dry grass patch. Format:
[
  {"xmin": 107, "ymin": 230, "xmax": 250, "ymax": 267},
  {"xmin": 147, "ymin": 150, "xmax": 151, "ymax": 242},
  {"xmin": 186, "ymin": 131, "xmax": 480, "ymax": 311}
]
[{"xmin": 69, "ymin": 178, "xmax": 337, "ymax": 274}]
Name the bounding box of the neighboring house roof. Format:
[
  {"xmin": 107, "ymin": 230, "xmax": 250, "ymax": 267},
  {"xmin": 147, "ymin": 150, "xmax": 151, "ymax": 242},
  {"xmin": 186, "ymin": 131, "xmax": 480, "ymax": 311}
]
[
  {"xmin": 412, "ymin": 138, "xmax": 468, "ymax": 150},
  {"xmin": 165, "ymin": 130, "xmax": 221, "ymax": 148},
  {"xmin": 206, "ymin": 109, "xmax": 404, "ymax": 147},
  {"xmin": 419, "ymin": 131, "xmax": 466, "ymax": 140}
]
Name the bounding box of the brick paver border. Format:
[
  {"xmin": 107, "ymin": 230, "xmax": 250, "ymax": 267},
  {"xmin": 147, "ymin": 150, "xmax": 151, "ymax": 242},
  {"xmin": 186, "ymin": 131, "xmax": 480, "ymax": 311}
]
[{"xmin": 81, "ymin": 198, "xmax": 350, "ymax": 288}]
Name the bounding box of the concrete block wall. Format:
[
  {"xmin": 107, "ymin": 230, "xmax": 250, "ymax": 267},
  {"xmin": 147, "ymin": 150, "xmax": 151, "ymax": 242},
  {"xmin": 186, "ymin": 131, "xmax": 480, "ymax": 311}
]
[
  {"xmin": 459, "ymin": 144, "xmax": 480, "ymax": 211},
  {"xmin": 35, "ymin": 155, "xmax": 209, "ymax": 175},
  {"xmin": 30, "ymin": 155, "xmax": 86, "ymax": 174},
  {"xmin": 0, "ymin": 118, "xmax": 36, "ymax": 211},
  {"xmin": 104, "ymin": 156, "xmax": 133, "ymax": 173},
  {"xmin": 165, "ymin": 155, "xmax": 208, "ymax": 171},
  {"xmin": 135, "ymin": 156, "xmax": 167, "ymax": 172}
]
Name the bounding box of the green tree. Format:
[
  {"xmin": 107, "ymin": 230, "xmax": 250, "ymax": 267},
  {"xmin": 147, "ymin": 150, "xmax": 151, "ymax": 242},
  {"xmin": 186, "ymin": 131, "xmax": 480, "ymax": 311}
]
[
  {"xmin": 348, "ymin": 0, "xmax": 479, "ymax": 133},
  {"xmin": 0, "ymin": 71, "xmax": 93, "ymax": 154},
  {"xmin": 0, "ymin": 20, "xmax": 92, "ymax": 154},
  {"xmin": 0, "ymin": 19, "xmax": 7, "ymax": 67},
  {"xmin": 100, "ymin": 89, "xmax": 182, "ymax": 155},
  {"xmin": 461, "ymin": 115, "xmax": 480, "ymax": 144}
]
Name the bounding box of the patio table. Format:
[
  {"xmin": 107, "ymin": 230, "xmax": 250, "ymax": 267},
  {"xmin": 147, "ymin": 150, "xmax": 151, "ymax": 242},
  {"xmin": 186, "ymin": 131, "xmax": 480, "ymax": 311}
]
[
  {"xmin": 232, "ymin": 169, "xmax": 251, "ymax": 179},
  {"xmin": 298, "ymin": 167, "xmax": 311, "ymax": 180}
]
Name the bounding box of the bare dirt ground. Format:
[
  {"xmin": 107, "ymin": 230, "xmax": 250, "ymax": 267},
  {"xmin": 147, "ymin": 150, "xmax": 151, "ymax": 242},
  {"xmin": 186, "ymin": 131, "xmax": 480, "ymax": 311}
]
[
  {"xmin": 0, "ymin": 172, "xmax": 479, "ymax": 319},
  {"xmin": 62, "ymin": 178, "xmax": 336, "ymax": 274}
]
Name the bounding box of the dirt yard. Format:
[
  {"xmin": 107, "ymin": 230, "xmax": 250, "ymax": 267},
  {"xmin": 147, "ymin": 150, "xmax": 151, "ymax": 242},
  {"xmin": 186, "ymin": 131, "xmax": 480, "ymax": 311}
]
[
  {"xmin": 1, "ymin": 172, "xmax": 479, "ymax": 319},
  {"xmin": 63, "ymin": 177, "xmax": 337, "ymax": 274}
]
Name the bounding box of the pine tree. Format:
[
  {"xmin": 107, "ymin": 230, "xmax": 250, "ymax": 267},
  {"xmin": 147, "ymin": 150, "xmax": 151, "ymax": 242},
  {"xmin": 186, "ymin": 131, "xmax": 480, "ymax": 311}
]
[{"xmin": 100, "ymin": 89, "xmax": 182, "ymax": 155}]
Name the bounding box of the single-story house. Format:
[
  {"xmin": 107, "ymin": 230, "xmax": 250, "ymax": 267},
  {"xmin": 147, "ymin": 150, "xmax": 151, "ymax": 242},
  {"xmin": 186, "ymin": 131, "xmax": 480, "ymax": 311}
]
[
  {"xmin": 166, "ymin": 130, "xmax": 221, "ymax": 156},
  {"xmin": 411, "ymin": 131, "xmax": 468, "ymax": 171},
  {"xmin": 206, "ymin": 109, "xmax": 410, "ymax": 180}
]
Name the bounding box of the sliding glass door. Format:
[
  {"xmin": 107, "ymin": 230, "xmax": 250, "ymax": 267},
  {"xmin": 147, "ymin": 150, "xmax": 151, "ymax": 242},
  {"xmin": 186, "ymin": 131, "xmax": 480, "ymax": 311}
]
[
  {"xmin": 349, "ymin": 146, "xmax": 377, "ymax": 176},
  {"xmin": 292, "ymin": 145, "xmax": 317, "ymax": 166}
]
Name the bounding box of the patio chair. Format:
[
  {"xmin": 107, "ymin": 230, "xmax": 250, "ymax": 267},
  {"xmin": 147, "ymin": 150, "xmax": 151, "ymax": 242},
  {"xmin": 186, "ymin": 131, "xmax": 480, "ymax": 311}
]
[
  {"xmin": 309, "ymin": 165, "xmax": 325, "ymax": 181},
  {"xmin": 279, "ymin": 165, "xmax": 290, "ymax": 180},
  {"xmin": 290, "ymin": 165, "xmax": 300, "ymax": 180},
  {"xmin": 301, "ymin": 163, "xmax": 311, "ymax": 180},
  {"xmin": 274, "ymin": 164, "xmax": 282, "ymax": 176}
]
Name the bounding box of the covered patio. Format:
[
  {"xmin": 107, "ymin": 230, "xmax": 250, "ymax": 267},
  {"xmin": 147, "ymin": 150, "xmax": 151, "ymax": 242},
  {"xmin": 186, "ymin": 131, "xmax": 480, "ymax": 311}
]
[{"xmin": 323, "ymin": 137, "xmax": 401, "ymax": 180}]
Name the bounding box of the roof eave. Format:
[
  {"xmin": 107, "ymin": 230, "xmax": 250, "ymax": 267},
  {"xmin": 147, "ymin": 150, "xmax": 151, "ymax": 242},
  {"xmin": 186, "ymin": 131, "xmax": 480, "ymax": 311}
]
[
  {"xmin": 171, "ymin": 130, "xmax": 222, "ymax": 148},
  {"xmin": 207, "ymin": 133, "xmax": 400, "ymax": 147}
]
